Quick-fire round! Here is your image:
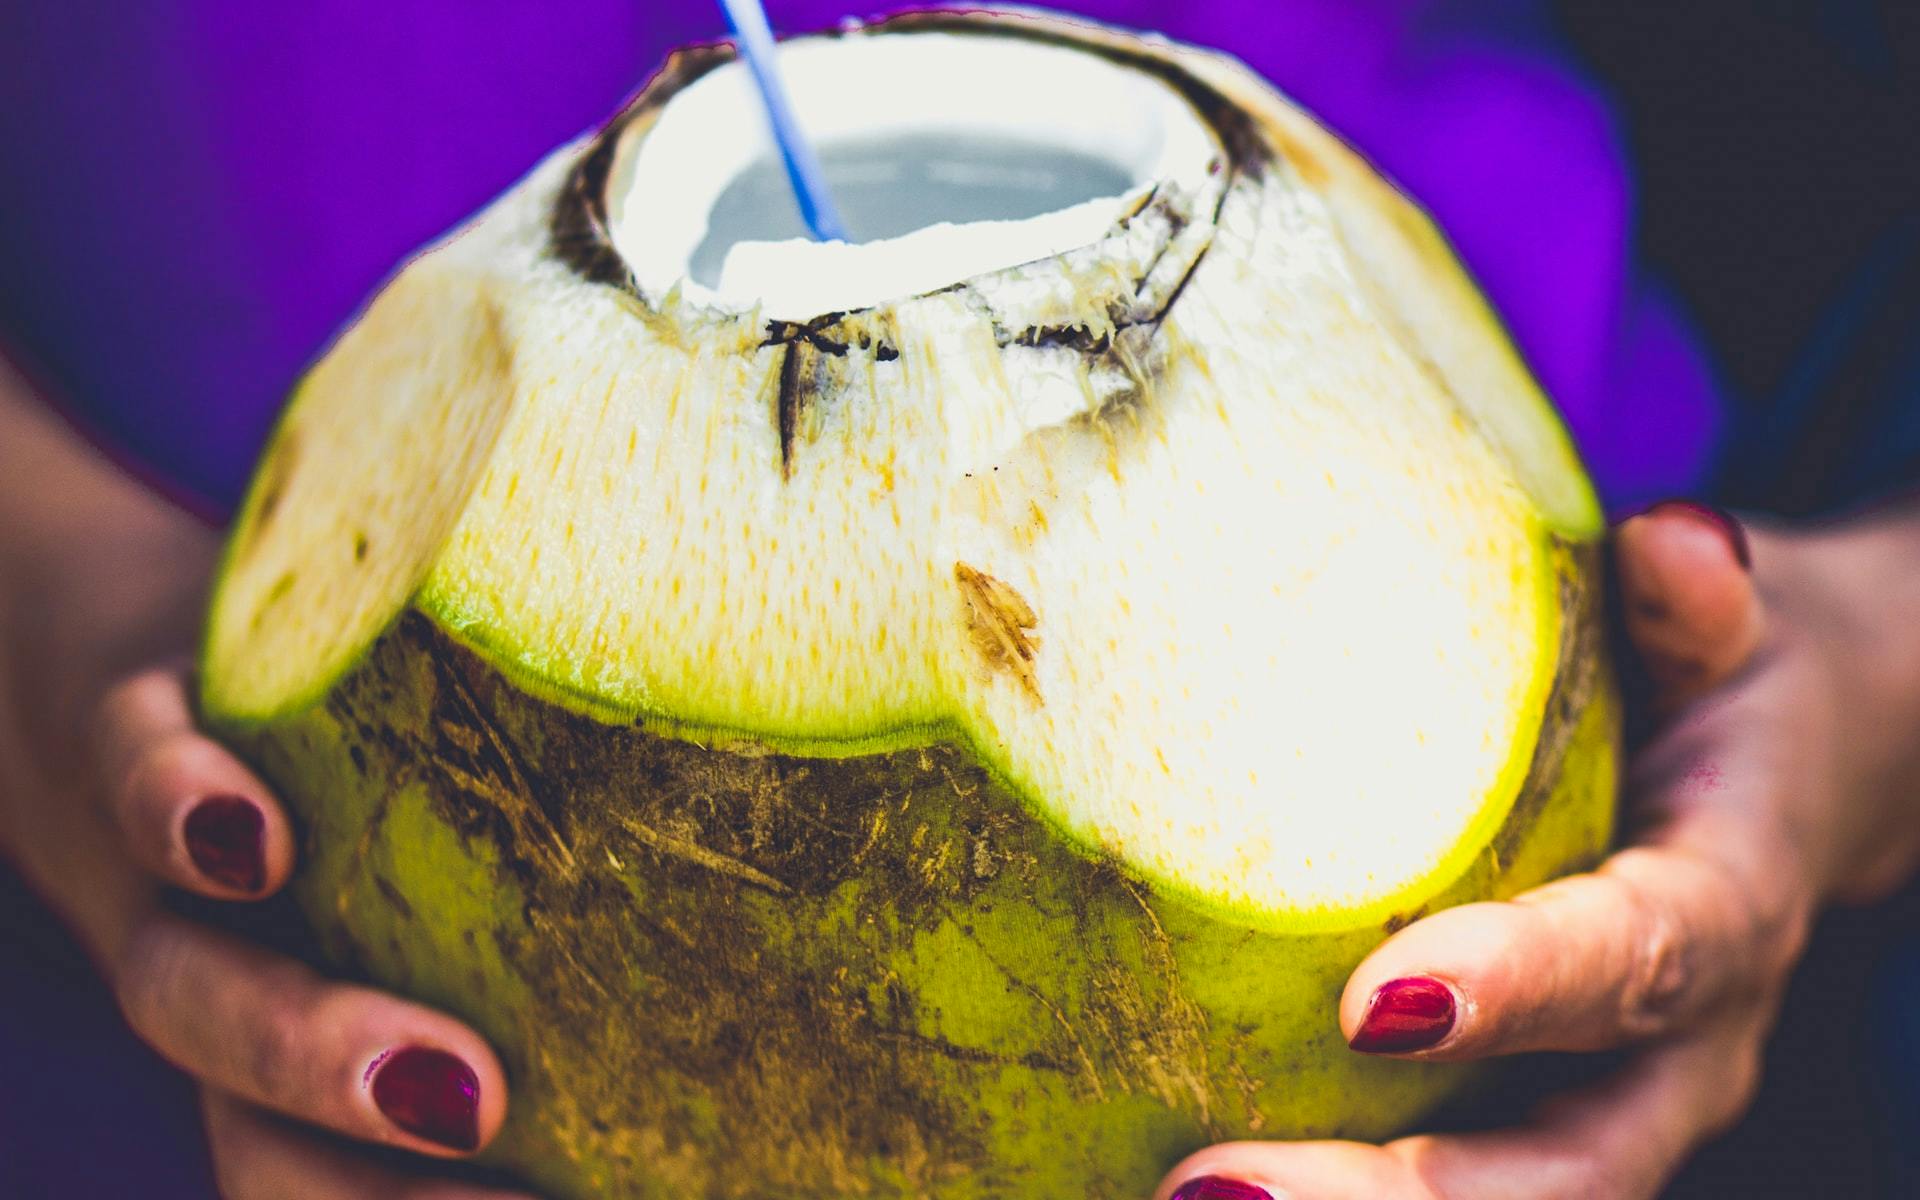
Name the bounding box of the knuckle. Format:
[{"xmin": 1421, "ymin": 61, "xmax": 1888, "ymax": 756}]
[
  {"xmin": 1679, "ymin": 830, "xmax": 1809, "ymax": 991},
  {"xmin": 1386, "ymin": 1136, "xmax": 1465, "ymax": 1200},
  {"xmin": 1606, "ymin": 872, "xmax": 1694, "ymax": 1037},
  {"xmin": 243, "ymin": 992, "xmax": 318, "ymax": 1105}
]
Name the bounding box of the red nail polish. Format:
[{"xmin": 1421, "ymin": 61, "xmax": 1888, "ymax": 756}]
[
  {"xmin": 1647, "ymin": 499, "xmax": 1751, "ymax": 571},
  {"xmin": 1349, "ymin": 976, "xmax": 1457, "ymax": 1054},
  {"xmin": 182, "ymin": 796, "xmax": 265, "ymax": 892},
  {"xmin": 1170, "ymin": 1177, "xmax": 1275, "ymax": 1200},
  {"xmin": 369, "ymin": 1046, "xmax": 480, "ymax": 1151}
]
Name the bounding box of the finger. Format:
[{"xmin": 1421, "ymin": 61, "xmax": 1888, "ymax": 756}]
[
  {"xmin": 1614, "ymin": 501, "xmax": 1763, "ymax": 710},
  {"xmin": 1341, "ymin": 844, "xmax": 1779, "ymax": 1059},
  {"xmin": 202, "ymin": 1092, "xmax": 538, "ymax": 1200},
  {"xmin": 117, "ymin": 912, "xmax": 508, "ymax": 1158},
  {"xmin": 1343, "ymin": 666, "xmax": 1813, "ymax": 1061},
  {"xmin": 1158, "ymin": 1014, "xmax": 1765, "ymax": 1200},
  {"xmin": 92, "ymin": 666, "xmax": 295, "ymax": 897}
]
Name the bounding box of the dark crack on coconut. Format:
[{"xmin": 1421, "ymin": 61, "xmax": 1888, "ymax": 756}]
[
  {"xmin": 996, "ymin": 178, "xmax": 1227, "ymax": 356},
  {"xmin": 766, "ymin": 311, "xmax": 902, "ymax": 477},
  {"xmin": 762, "ymin": 314, "xmax": 902, "ymax": 360},
  {"xmin": 546, "ymin": 12, "xmax": 1266, "ymax": 484},
  {"xmin": 775, "ymin": 342, "xmax": 805, "ymax": 479}
]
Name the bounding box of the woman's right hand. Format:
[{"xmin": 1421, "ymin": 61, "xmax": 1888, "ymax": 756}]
[
  {"xmin": 1155, "ymin": 501, "xmax": 1920, "ymax": 1199},
  {"xmin": 0, "ymin": 369, "xmax": 538, "ymax": 1198}
]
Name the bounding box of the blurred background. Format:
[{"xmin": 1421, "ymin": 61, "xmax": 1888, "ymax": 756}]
[{"xmin": 2, "ymin": 1, "xmax": 1916, "ymax": 1195}]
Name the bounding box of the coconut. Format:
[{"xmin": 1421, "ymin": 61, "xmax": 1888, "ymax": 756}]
[{"xmin": 201, "ymin": 9, "xmax": 1617, "ymax": 1199}]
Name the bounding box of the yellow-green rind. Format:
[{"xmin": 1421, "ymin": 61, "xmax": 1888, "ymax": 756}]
[
  {"xmin": 215, "ymin": 573, "xmax": 1612, "ymax": 1200},
  {"xmin": 200, "ymin": 255, "xmax": 521, "ymax": 729}
]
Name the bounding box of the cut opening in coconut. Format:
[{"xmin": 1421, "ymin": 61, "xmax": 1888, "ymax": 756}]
[{"xmin": 608, "ymin": 32, "xmax": 1223, "ymax": 320}]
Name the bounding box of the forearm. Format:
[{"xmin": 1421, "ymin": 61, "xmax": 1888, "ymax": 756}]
[{"xmin": 0, "ymin": 363, "xmax": 217, "ymax": 850}]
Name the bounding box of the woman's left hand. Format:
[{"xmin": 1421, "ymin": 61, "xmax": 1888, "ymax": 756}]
[
  {"xmin": 1158, "ymin": 500, "xmax": 1920, "ymax": 1200},
  {"xmin": 0, "ymin": 371, "xmax": 533, "ymax": 1198}
]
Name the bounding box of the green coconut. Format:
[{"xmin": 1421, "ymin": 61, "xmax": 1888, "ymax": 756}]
[{"xmin": 201, "ymin": 10, "xmax": 1617, "ymax": 1199}]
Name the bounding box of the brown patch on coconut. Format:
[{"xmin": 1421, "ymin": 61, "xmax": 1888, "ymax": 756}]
[{"xmin": 954, "ymin": 562, "xmax": 1042, "ymax": 701}]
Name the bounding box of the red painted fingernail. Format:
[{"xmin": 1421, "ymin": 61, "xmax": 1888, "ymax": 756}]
[
  {"xmin": 182, "ymin": 795, "xmax": 265, "ymax": 892},
  {"xmin": 1647, "ymin": 499, "xmax": 1751, "ymax": 571},
  {"xmin": 1170, "ymin": 1177, "xmax": 1275, "ymax": 1200},
  {"xmin": 369, "ymin": 1046, "xmax": 480, "ymax": 1151},
  {"xmin": 1350, "ymin": 975, "xmax": 1457, "ymax": 1054}
]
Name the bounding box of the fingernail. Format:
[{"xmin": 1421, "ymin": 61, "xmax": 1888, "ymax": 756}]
[
  {"xmin": 1171, "ymin": 1177, "xmax": 1276, "ymax": 1200},
  {"xmin": 1350, "ymin": 975, "xmax": 1457, "ymax": 1054},
  {"xmin": 369, "ymin": 1046, "xmax": 480, "ymax": 1151},
  {"xmin": 182, "ymin": 795, "xmax": 265, "ymax": 892},
  {"xmin": 1646, "ymin": 499, "xmax": 1751, "ymax": 571}
]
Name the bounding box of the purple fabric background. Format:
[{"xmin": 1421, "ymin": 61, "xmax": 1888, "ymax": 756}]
[{"xmin": 0, "ymin": 3, "xmax": 1723, "ymax": 1195}]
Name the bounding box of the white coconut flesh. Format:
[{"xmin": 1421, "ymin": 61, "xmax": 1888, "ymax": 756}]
[
  {"xmin": 609, "ymin": 33, "xmax": 1221, "ymax": 319},
  {"xmin": 204, "ymin": 23, "xmax": 1602, "ymax": 929}
]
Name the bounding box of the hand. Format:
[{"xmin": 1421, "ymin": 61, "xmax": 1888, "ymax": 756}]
[
  {"xmin": 1155, "ymin": 499, "xmax": 1920, "ymax": 1199},
  {"xmin": 0, "ymin": 373, "xmax": 537, "ymax": 1199}
]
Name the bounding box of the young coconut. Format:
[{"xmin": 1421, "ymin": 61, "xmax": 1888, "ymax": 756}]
[{"xmin": 202, "ymin": 9, "xmax": 1617, "ymax": 1199}]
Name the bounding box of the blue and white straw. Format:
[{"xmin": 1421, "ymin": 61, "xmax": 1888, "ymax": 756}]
[{"xmin": 717, "ymin": 0, "xmax": 851, "ymax": 243}]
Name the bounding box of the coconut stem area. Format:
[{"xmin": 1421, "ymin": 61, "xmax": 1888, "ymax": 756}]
[{"xmin": 607, "ymin": 32, "xmax": 1223, "ymax": 320}]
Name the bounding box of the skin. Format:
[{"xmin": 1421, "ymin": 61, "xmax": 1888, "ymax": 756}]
[{"xmin": 4, "ymin": 356, "xmax": 1920, "ymax": 1197}]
